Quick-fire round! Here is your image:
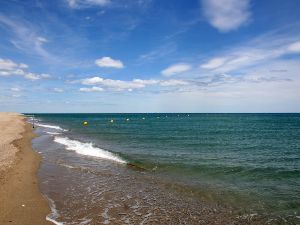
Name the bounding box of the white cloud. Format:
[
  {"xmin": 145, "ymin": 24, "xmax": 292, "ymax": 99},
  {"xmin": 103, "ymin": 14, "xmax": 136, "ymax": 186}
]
[
  {"xmin": 81, "ymin": 76, "xmax": 145, "ymax": 90},
  {"xmin": 132, "ymin": 79, "xmax": 159, "ymax": 85},
  {"xmin": 287, "ymin": 41, "xmax": 300, "ymax": 53},
  {"xmin": 79, "ymin": 87, "xmax": 104, "ymax": 92},
  {"xmin": 160, "ymin": 79, "xmax": 189, "ymax": 86},
  {"xmin": 19, "ymin": 63, "xmax": 28, "ymax": 69},
  {"xmin": 11, "ymin": 87, "xmax": 21, "ymax": 92},
  {"xmin": 202, "ymin": 0, "xmax": 251, "ymax": 32},
  {"xmin": 0, "ymin": 58, "xmax": 20, "ymax": 71},
  {"xmin": 23, "ymin": 73, "xmax": 51, "ymax": 81},
  {"xmin": 200, "ymin": 38, "xmax": 300, "ymax": 73},
  {"xmin": 88, "ymin": 0, "xmax": 109, "ymax": 5},
  {"xmin": 139, "ymin": 42, "xmax": 177, "ymax": 62},
  {"xmin": 67, "ymin": 0, "xmax": 77, "ymax": 7},
  {"xmin": 79, "ymin": 76, "xmax": 190, "ymax": 92},
  {"xmin": 53, "ymin": 88, "xmax": 64, "ymax": 93},
  {"xmin": 0, "ymin": 71, "xmax": 11, "ymax": 76},
  {"xmin": 0, "ymin": 58, "xmax": 51, "ymax": 81},
  {"xmin": 131, "ymin": 78, "xmax": 189, "ymax": 87},
  {"xmin": 37, "ymin": 36, "xmax": 48, "ymax": 43},
  {"xmin": 0, "ymin": 15, "xmax": 53, "ymax": 60},
  {"xmin": 40, "ymin": 74, "xmax": 51, "ymax": 79},
  {"xmin": 67, "ymin": 0, "xmax": 110, "ymax": 8},
  {"xmin": 95, "ymin": 57, "xmax": 124, "ymax": 69},
  {"xmin": 81, "ymin": 76, "xmax": 104, "ymax": 85},
  {"xmin": 24, "ymin": 73, "xmax": 41, "ymax": 81},
  {"xmin": 78, "ymin": 45, "xmax": 299, "ymax": 95},
  {"xmin": 201, "ymin": 57, "xmax": 227, "ymax": 69},
  {"xmin": 161, "ymin": 63, "xmax": 192, "ymax": 76}
]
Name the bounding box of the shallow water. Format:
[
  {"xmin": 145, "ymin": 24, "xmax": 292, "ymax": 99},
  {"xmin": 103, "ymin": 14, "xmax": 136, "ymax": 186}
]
[{"xmin": 29, "ymin": 113, "xmax": 300, "ymax": 224}]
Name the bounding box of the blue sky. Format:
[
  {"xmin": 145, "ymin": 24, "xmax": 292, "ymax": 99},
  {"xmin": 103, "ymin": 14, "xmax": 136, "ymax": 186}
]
[{"xmin": 1, "ymin": 0, "xmax": 300, "ymax": 112}]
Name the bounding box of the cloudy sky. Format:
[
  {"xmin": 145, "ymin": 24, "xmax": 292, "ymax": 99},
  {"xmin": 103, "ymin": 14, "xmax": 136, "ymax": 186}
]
[{"xmin": 1, "ymin": 0, "xmax": 300, "ymax": 113}]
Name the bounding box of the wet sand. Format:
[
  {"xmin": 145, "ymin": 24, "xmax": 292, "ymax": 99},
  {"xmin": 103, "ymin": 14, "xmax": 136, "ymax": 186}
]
[{"xmin": 0, "ymin": 113, "xmax": 51, "ymax": 225}]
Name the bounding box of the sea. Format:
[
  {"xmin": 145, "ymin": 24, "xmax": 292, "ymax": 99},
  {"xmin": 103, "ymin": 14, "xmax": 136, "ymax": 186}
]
[{"xmin": 26, "ymin": 113, "xmax": 300, "ymax": 225}]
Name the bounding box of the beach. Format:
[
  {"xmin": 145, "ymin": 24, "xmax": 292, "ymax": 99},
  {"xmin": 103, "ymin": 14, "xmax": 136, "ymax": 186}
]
[{"xmin": 0, "ymin": 113, "xmax": 51, "ymax": 225}]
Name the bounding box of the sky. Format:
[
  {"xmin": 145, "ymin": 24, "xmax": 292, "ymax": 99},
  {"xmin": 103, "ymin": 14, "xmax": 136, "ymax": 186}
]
[{"xmin": 0, "ymin": 0, "xmax": 300, "ymax": 113}]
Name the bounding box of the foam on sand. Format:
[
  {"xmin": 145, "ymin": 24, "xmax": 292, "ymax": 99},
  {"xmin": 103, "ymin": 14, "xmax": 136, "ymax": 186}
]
[{"xmin": 54, "ymin": 136, "xmax": 126, "ymax": 164}]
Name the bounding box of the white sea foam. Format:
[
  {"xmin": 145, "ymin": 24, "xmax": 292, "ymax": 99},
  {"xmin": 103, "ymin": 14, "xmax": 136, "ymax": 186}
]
[
  {"xmin": 36, "ymin": 123, "xmax": 67, "ymax": 131},
  {"xmin": 54, "ymin": 136, "xmax": 126, "ymax": 164},
  {"xmin": 45, "ymin": 196, "xmax": 64, "ymax": 225},
  {"xmin": 79, "ymin": 218, "xmax": 92, "ymax": 225},
  {"xmin": 46, "ymin": 132, "xmax": 61, "ymax": 135},
  {"xmin": 46, "ymin": 217, "xmax": 64, "ymax": 225}
]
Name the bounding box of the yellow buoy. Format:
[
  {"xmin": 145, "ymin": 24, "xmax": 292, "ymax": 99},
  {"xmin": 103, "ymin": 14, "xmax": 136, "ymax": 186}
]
[
  {"xmin": 126, "ymin": 118, "xmax": 130, "ymax": 121},
  {"xmin": 110, "ymin": 119, "xmax": 114, "ymax": 123},
  {"xmin": 83, "ymin": 121, "xmax": 88, "ymax": 125}
]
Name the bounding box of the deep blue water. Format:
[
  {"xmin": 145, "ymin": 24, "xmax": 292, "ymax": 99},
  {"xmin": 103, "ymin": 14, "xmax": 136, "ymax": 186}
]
[{"xmin": 29, "ymin": 113, "xmax": 300, "ymax": 216}]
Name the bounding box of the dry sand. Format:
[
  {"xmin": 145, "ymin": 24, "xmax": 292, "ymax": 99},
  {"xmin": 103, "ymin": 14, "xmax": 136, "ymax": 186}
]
[{"xmin": 0, "ymin": 113, "xmax": 52, "ymax": 225}]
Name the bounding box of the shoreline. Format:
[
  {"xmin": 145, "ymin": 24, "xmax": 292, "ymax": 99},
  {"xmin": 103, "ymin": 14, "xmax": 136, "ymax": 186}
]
[{"xmin": 0, "ymin": 113, "xmax": 52, "ymax": 225}]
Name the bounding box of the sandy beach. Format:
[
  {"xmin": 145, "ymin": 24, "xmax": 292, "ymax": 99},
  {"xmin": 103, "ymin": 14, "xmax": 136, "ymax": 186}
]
[{"xmin": 0, "ymin": 113, "xmax": 51, "ymax": 225}]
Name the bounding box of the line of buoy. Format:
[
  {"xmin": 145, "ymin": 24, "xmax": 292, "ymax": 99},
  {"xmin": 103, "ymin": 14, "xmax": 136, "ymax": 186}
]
[{"xmin": 83, "ymin": 115, "xmax": 192, "ymax": 126}]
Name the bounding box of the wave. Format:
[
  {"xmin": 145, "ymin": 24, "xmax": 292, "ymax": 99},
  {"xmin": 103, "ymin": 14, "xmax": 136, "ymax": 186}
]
[
  {"xmin": 36, "ymin": 123, "xmax": 67, "ymax": 131},
  {"xmin": 45, "ymin": 196, "xmax": 64, "ymax": 225},
  {"xmin": 46, "ymin": 132, "xmax": 61, "ymax": 135},
  {"xmin": 54, "ymin": 136, "xmax": 126, "ymax": 164}
]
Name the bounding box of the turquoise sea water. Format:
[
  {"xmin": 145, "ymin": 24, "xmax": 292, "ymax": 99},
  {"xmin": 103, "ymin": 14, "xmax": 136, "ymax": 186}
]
[{"xmin": 30, "ymin": 113, "xmax": 300, "ymax": 222}]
